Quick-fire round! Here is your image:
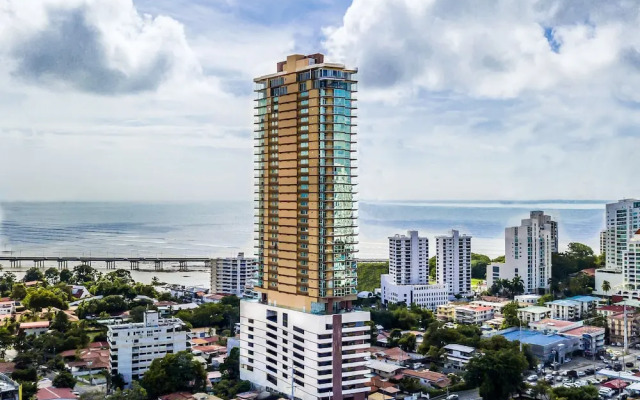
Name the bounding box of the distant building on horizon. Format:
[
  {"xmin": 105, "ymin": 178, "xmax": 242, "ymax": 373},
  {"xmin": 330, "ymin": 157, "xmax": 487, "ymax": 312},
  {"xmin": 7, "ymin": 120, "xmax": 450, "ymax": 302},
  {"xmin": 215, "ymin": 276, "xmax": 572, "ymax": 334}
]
[
  {"xmin": 486, "ymin": 211, "xmax": 557, "ymax": 294},
  {"xmin": 381, "ymin": 230, "xmax": 448, "ymax": 310},
  {"xmin": 436, "ymin": 230, "xmax": 472, "ymax": 295}
]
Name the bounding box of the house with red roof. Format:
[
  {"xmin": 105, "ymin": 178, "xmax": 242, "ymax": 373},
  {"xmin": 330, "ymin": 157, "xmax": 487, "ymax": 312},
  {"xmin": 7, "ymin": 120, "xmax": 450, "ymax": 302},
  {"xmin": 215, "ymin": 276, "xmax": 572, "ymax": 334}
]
[
  {"xmin": 400, "ymin": 369, "xmax": 451, "ymax": 389},
  {"xmin": 454, "ymin": 305, "xmax": 494, "ymax": 325},
  {"xmin": 19, "ymin": 320, "xmax": 50, "ymax": 336}
]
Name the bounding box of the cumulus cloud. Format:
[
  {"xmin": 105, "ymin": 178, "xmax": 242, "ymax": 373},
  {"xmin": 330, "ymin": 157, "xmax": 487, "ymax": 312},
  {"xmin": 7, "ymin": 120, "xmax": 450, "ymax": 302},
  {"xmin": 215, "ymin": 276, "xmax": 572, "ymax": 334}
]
[
  {"xmin": 0, "ymin": 0, "xmax": 200, "ymax": 94},
  {"xmin": 323, "ymin": 0, "xmax": 640, "ymax": 99},
  {"xmin": 322, "ymin": 0, "xmax": 640, "ymax": 200}
]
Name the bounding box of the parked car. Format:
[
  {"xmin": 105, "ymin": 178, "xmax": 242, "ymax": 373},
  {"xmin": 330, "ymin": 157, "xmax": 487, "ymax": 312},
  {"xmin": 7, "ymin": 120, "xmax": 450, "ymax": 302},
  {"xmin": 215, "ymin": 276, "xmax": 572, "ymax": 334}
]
[
  {"xmin": 527, "ymin": 375, "xmax": 538, "ymax": 382},
  {"xmin": 545, "ymin": 374, "xmax": 554, "ymax": 382},
  {"xmin": 577, "ymin": 370, "xmax": 586, "ymax": 377},
  {"xmin": 445, "ymin": 395, "xmax": 459, "ymax": 400},
  {"xmin": 613, "ymin": 363, "xmax": 622, "ymax": 372},
  {"xmin": 556, "ymin": 376, "xmax": 563, "ymax": 382},
  {"xmin": 626, "ymin": 362, "xmax": 634, "ymax": 368},
  {"xmin": 584, "ymin": 368, "xmax": 595, "ymax": 375}
]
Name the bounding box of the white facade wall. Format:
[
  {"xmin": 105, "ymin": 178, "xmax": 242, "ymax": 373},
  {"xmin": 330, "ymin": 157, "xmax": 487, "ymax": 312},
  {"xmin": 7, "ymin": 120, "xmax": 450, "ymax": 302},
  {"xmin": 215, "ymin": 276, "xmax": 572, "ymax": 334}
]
[
  {"xmin": 594, "ymin": 269, "xmax": 625, "ymax": 295},
  {"xmin": 605, "ymin": 199, "xmax": 640, "ymax": 270},
  {"xmin": 107, "ymin": 311, "xmax": 188, "ymax": 385},
  {"xmin": 239, "ymin": 301, "xmax": 370, "ymax": 400},
  {"xmin": 211, "ymin": 253, "xmax": 257, "ymax": 297},
  {"xmin": 485, "ymin": 262, "xmax": 516, "ymax": 289},
  {"xmin": 380, "ymin": 274, "xmax": 447, "ymax": 311},
  {"xmin": 388, "ymin": 231, "xmax": 428, "ymax": 285},
  {"xmin": 499, "ymin": 211, "xmax": 556, "ymax": 293},
  {"xmin": 436, "ymin": 230, "xmax": 472, "ymax": 295},
  {"xmin": 624, "ymin": 232, "xmax": 640, "ymax": 291},
  {"xmin": 454, "ymin": 306, "xmax": 493, "ymax": 325}
]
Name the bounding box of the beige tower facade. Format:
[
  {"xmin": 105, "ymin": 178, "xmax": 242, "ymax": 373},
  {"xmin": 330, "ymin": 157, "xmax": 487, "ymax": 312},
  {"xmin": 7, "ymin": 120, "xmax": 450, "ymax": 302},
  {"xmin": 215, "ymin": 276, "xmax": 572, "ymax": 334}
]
[{"xmin": 253, "ymin": 54, "xmax": 358, "ymax": 314}]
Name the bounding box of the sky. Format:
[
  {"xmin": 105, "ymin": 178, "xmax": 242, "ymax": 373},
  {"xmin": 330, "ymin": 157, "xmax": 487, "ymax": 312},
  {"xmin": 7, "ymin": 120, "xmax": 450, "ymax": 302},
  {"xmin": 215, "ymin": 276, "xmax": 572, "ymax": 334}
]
[{"xmin": 0, "ymin": 0, "xmax": 638, "ymax": 202}]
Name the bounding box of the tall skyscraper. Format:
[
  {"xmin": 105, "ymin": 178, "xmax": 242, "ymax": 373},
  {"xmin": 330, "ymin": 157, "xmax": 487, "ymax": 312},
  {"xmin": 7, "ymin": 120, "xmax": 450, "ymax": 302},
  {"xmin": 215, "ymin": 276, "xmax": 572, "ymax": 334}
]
[
  {"xmin": 486, "ymin": 211, "xmax": 557, "ymax": 294},
  {"xmin": 240, "ymin": 54, "xmax": 370, "ymax": 400},
  {"xmin": 436, "ymin": 230, "xmax": 472, "ymax": 295},
  {"xmin": 604, "ymin": 199, "xmax": 640, "ymax": 269},
  {"xmin": 381, "ymin": 231, "xmax": 447, "ymax": 310},
  {"xmin": 388, "ymin": 231, "xmax": 429, "ymax": 285}
]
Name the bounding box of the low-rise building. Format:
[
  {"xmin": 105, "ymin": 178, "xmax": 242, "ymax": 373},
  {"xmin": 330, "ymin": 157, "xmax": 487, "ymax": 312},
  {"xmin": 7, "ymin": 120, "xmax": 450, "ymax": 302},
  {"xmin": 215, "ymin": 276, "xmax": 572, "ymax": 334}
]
[
  {"xmin": 36, "ymin": 387, "xmax": 78, "ymax": 400},
  {"xmin": 518, "ymin": 306, "xmax": 552, "ymax": 325},
  {"xmin": 401, "ymin": 369, "xmax": 451, "ymax": 389},
  {"xmin": 608, "ymin": 312, "xmax": 640, "ymax": 344},
  {"xmin": 545, "ymin": 296, "xmax": 601, "ymax": 320},
  {"xmin": 514, "ymin": 294, "xmax": 542, "ymax": 305},
  {"xmin": 0, "ymin": 301, "xmax": 15, "ymax": 316},
  {"xmin": 488, "ymin": 328, "xmax": 580, "ymax": 364},
  {"xmin": 19, "ymin": 321, "xmax": 50, "ymax": 336},
  {"xmin": 107, "ymin": 310, "xmax": 188, "ymax": 385},
  {"xmin": 454, "ymin": 305, "xmax": 493, "ymax": 325},
  {"xmin": 529, "ymin": 319, "xmax": 581, "ymax": 334},
  {"xmin": 380, "ymin": 275, "xmax": 448, "ymax": 311},
  {"xmin": 367, "ymin": 359, "xmax": 405, "ymax": 379},
  {"xmin": 443, "ymin": 344, "xmax": 476, "ymax": 370},
  {"xmin": 597, "ymin": 305, "xmax": 635, "ymax": 317},
  {"xmin": 562, "ymin": 325, "xmax": 606, "ymax": 356},
  {"xmin": 436, "ymin": 304, "xmax": 456, "ymax": 321},
  {"xmin": 469, "ymin": 300, "xmax": 511, "ymax": 315}
]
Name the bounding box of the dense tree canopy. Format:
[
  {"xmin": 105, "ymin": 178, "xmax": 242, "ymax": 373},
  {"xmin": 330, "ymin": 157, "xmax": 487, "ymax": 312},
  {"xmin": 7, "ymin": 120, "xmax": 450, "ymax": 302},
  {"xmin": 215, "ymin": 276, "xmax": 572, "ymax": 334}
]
[
  {"xmin": 23, "ymin": 287, "xmax": 68, "ymax": 310},
  {"xmin": 22, "ymin": 267, "xmax": 44, "ymax": 282},
  {"xmin": 356, "ymin": 262, "xmax": 388, "ymax": 292},
  {"xmin": 140, "ymin": 351, "xmax": 206, "ymax": 398},
  {"xmin": 465, "ymin": 345, "xmax": 528, "ymax": 400},
  {"xmin": 471, "ymin": 253, "xmax": 491, "ymax": 279}
]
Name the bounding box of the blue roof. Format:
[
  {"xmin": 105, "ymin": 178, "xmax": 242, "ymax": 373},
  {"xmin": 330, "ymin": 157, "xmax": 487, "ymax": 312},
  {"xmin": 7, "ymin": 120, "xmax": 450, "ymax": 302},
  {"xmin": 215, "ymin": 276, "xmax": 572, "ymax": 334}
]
[
  {"xmin": 567, "ymin": 295, "xmax": 600, "ymax": 303},
  {"xmin": 547, "ymin": 299, "xmax": 580, "ymax": 306},
  {"xmin": 499, "ymin": 329, "xmax": 568, "ymax": 346}
]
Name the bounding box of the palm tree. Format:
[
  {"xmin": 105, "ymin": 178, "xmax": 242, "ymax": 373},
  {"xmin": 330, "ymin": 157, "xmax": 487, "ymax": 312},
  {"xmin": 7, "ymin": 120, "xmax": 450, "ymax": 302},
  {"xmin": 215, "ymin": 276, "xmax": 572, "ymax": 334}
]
[
  {"xmin": 602, "ymin": 280, "xmax": 611, "ymax": 304},
  {"xmin": 512, "ymin": 276, "xmax": 525, "ymax": 296}
]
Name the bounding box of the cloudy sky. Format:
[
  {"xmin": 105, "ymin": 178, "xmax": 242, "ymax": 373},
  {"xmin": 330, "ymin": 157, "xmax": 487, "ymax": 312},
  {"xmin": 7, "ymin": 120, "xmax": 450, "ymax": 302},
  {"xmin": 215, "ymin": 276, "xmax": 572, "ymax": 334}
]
[{"xmin": 0, "ymin": 0, "xmax": 638, "ymax": 202}]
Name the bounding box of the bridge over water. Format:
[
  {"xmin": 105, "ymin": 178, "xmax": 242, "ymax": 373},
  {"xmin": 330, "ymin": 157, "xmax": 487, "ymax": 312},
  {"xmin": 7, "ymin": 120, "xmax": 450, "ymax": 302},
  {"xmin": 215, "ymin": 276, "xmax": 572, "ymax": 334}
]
[{"xmin": 0, "ymin": 256, "xmax": 214, "ymax": 271}]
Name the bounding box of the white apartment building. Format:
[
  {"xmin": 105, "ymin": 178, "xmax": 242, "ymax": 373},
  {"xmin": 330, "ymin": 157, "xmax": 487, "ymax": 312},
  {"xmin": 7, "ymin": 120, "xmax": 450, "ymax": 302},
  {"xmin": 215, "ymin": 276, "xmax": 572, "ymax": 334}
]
[
  {"xmin": 107, "ymin": 311, "xmax": 188, "ymax": 385},
  {"xmin": 239, "ymin": 300, "xmax": 371, "ymax": 400},
  {"xmin": 486, "ymin": 211, "xmax": 556, "ymax": 293},
  {"xmin": 436, "ymin": 230, "xmax": 472, "ymax": 295},
  {"xmin": 518, "ymin": 306, "xmax": 552, "ymax": 325},
  {"xmin": 380, "ymin": 275, "xmax": 447, "ymax": 311},
  {"xmin": 454, "ymin": 305, "xmax": 493, "ymax": 325},
  {"xmin": 388, "ymin": 231, "xmax": 429, "ymax": 285},
  {"xmin": 514, "ymin": 294, "xmax": 542, "ymax": 305},
  {"xmin": 443, "ymin": 344, "xmax": 476, "ymax": 370},
  {"xmin": 382, "ymin": 231, "xmax": 448, "ymax": 309},
  {"xmin": 622, "ymin": 230, "xmax": 640, "ymax": 293},
  {"xmin": 604, "ymin": 199, "xmax": 640, "ymax": 270},
  {"xmin": 469, "ymin": 300, "xmax": 511, "ymax": 315},
  {"xmin": 211, "ymin": 253, "xmax": 257, "ymax": 297}
]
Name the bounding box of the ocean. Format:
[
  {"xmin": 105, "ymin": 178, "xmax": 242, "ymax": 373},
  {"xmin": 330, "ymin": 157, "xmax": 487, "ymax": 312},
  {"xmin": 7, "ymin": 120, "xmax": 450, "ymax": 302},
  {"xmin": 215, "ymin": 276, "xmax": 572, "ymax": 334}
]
[{"xmin": 0, "ymin": 200, "xmax": 608, "ymax": 288}]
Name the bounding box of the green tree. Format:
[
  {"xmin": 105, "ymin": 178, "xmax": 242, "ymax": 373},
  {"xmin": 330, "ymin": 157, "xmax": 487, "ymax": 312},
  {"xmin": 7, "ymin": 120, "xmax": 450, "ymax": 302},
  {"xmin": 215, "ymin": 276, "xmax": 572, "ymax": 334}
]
[
  {"xmin": 551, "ymin": 385, "xmax": 598, "ymax": 400},
  {"xmin": 44, "ymin": 268, "xmax": 60, "ymax": 284},
  {"xmin": 0, "ymin": 328, "xmax": 13, "ymax": 358},
  {"xmin": 23, "ymin": 287, "xmax": 68, "ymax": 311},
  {"xmin": 72, "ymin": 264, "xmax": 100, "ymax": 284},
  {"xmin": 388, "ymin": 328, "xmax": 402, "ymax": 347},
  {"xmin": 53, "ymin": 370, "xmax": 76, "ymax": 388},
  {"xmin": 51, "ymin": 311, "xmax": 70, "ymax": 332},
  {"xmin": 10, "ymin": 283, "xmax": 27, "ymax": 300},
  {"xmin": 23, "ymin": 267, "xmax": 44, "ymax": 282},
  {"xmin": 140, "ymin": 351, "xmax": 206, "ymax": 398},
  {"xmin": 429, "ymin": 256, "xmax": 436, "ymax": 281},
  {"xmin": 106, "ymin": 381, "xmax": 148, "ymax": 400},
  {"xmin": 398, "ymin": 333, "xmax": 417, "ymax": 352},
  {"xmin": 602, "ymin": 280, "xmax": 611, "ymax": 297},
  {"xmin": 537, "ymin": 294, "xmax": 553, "ymax": 306},
  {"xmin": 59, "ymin": 269, "xmax": 73, "ymax": 283},
  {"xmin": 471, "ymin": 253, "xmax": 491, "ymax": 279},
  {"xmin": 511, "ymin": 276, "xmax": 525, "ymax": 296},
  {"xmin": 501, "ymin": 301, "xmax": 521, "ymax": 328},
  {"xmin": 220, "ymin": 347, "xmax": 240, "ymax": 380},
  {"xmin": 465, "ymin": 346, "xmax": 528, "ymax": 400}
]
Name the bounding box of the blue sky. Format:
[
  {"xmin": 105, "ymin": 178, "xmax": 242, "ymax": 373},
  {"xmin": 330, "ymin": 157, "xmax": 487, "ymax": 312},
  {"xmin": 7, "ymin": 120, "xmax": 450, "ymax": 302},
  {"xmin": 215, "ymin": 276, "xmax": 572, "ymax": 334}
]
[{"xmin": 0, "ymin": 0, "xmax": 638, "ymax": 201}]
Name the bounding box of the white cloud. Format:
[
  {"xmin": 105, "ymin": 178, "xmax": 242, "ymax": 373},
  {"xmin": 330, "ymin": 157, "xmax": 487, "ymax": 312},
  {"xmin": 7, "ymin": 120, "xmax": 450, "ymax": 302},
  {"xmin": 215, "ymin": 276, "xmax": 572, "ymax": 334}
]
[{"xmin": 323, "ymin": 0, "xmax": 640, "ymax": 200}]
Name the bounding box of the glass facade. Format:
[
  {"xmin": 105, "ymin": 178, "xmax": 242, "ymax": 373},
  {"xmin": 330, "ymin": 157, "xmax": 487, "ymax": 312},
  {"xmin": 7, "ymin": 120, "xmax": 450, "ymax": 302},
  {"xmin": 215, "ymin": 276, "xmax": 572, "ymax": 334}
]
[{"xmin": 253, "ymin": 57, "xmax": 358, "ymax": 313}]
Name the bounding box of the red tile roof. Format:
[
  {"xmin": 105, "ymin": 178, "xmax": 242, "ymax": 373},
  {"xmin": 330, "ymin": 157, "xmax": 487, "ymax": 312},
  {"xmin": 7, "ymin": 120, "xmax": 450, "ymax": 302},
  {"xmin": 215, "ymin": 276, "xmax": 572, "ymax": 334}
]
[
  {"xmin": 598, "ymin": 305, "xmax": 634, "ymax": 313},
  {"xmin": 159, "ymin": 393, "xmax": 195, "ymax": 400},
  {"xmin": 532, "ymin": 319, "xmax": 575, "ymax": 328},
  {"xmin": 36, "ymin": 387, "xmax": 78, "ymax": 400},
  {"xmin": 562, "ymin": 326, "xmax": 605, "ymax": 337},
  {"xmin": 402, "ymin": 370, "xmax": 451, "ymax": 388},
  {"xmin": 20, "ymin": 321, "xmax": 50, "ymax": 329},
  {"xmin": 602, "ymin": 379, "xmax": 628, "ymax": 389}
]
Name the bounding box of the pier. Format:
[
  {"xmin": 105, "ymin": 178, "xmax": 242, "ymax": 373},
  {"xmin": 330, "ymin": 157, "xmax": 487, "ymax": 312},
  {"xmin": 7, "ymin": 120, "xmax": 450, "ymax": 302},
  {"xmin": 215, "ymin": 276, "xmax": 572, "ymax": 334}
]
[{"xmin": 0, "ymin": 256, "xmax": 214, "ymax": 272}]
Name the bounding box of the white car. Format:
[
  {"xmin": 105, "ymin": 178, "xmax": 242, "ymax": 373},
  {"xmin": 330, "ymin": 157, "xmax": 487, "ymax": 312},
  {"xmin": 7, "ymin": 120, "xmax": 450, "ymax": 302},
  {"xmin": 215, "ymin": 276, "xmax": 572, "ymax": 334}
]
[
  {"xmin": 545, "ymin": 374, "xmax": 553, "ymax": 382},
  {"xmin": 574, "ymin": 380, "xmax": 587, "ymax": 387},
  {"xmin": 577, "ymin": 371, "xmax": 586, "ymax": 377},
  {"xmin": 563, "ymin": 382, "xmax": 574, "ymax": 388},
  {"xmin": 445, "ymin": 395, "xmax": 459, "ymax": 400},
  {"xmin": 527, "ymin": 375, "xmax": 538, "ymax": 382}
]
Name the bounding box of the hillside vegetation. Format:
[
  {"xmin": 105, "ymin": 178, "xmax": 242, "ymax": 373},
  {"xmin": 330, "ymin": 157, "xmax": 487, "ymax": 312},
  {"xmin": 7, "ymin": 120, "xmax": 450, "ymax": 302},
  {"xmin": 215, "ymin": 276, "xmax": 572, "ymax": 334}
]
[{"xmin": 357, "ymin": 262, "xmax": 389, "ymax": 292}]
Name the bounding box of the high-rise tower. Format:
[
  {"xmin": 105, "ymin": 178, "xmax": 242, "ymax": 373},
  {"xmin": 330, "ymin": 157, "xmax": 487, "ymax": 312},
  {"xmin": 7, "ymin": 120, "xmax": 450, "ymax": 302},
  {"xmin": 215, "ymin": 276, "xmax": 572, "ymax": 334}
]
[{"xmin": 240, "ymin": 54, "xmax": 370, "ymax": 400}]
